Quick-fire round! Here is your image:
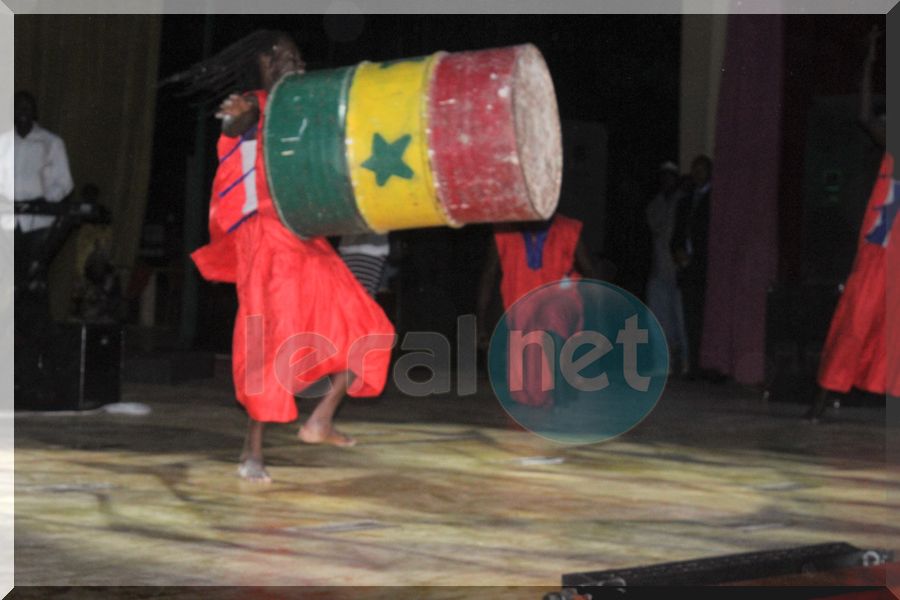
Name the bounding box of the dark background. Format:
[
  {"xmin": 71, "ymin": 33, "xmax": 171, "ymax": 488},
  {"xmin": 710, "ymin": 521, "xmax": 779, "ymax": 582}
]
[
  {"xmin": 144, "ymin": 14, "xmax": 884, "ymax": 355},
  {"xmin": 147, "ymin": 14, "xmax": 682, "ymax": 352}
]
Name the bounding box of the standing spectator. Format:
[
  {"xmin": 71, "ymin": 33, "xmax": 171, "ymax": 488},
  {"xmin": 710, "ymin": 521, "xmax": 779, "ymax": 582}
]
[
  {"xmin": 672, "ymin": 154, "xmax": 713, "ymax": 379},
  {"xmin": 13, "ymin": 91, "xmax": 74, "ymax": 400},
  {"xmin": 13, "ymin": 91, "xmax": 74, "ymax": 326},
  {"xmin": 13, "ymin": 91, "xmax": 74, "ymax": 241},
  {"xmin": 646, "ymin": 161, "xmax": 689, "ymax": 375}
]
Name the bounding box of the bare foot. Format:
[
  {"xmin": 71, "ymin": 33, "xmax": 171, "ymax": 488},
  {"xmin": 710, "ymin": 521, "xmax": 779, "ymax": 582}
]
[
  {"xmin": 237, "ymin": 458, "xmax": 272, "ymax": 483},
  {"xmin": 298, "ymin": 423, "xmax": 357, "ymax": 447}
]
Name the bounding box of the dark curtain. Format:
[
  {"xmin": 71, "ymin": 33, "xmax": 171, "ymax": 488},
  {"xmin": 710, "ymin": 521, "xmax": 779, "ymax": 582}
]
[
  {"xmin": 15, "ymin": 15, "xmax": 162, "ymax": 318},
  {"xmin": 700, "ymin": 15, "xmax": 784, "ymax": 385}
]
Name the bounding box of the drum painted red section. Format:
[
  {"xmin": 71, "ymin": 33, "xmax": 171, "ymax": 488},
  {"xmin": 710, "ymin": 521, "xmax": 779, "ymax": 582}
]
[{"xmin": 428, "ymin": 46, "xmax": 538, "ymax": 224}]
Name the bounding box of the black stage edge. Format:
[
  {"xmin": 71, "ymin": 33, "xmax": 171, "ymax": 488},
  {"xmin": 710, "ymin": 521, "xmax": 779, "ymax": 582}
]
[
  {"xmin": 550, "ymin": 587, "xmax": 893, "ymax": 599},
  {"xmin": 559, "ymin": 543, "xmax": 893, "ymax": 593},
  {"xmin": 5, "ymin": 586, "xmax": 897, "ymax": 600}
]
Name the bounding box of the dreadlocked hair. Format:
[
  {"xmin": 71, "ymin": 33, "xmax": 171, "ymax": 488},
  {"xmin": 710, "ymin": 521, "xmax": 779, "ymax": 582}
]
[{"xmin": 158, "ymin": 29, "xmax": 292, "ymax": 103}]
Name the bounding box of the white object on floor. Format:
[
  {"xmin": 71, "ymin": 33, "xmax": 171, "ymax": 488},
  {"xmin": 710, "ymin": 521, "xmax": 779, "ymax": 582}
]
[
  {"xmin": 103, "ymin": 402, "xmax": 152, "ymax": 416},
  {"xmin": 514, "ymin": 456, "xmax": 565, "ymax": 466}
]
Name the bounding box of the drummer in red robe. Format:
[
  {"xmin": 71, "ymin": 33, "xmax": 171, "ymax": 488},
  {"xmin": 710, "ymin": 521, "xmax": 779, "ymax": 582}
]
[
  {"xmin": 162, "ymin": 30, "xmax": 395, "ymax": 482},
  {"xmin": 477, "ymin": 214, "xmax": 597, "ymax": 407}
]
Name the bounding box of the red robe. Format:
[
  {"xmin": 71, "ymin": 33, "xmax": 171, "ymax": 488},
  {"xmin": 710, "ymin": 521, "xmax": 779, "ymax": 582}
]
[
  {"xmin": 192, "ymin": 91, "xmax": 395, "ymax": 423},
  {"xmin": 818, "ymin": 153, "xmax": 899, "ymax": 397},
  {"xmin": 495, "ymin": 215, "xmax": 584, "ymax": 310},
  {"xmin": 494, "ymin": 215, "xmax": 584, "ymax": 407}
]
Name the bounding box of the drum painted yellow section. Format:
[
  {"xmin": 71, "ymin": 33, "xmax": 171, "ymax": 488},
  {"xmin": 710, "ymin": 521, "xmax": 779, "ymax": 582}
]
[{"xmin": 345, "ymin": 55, "xmax": 452, "ymax": 232}]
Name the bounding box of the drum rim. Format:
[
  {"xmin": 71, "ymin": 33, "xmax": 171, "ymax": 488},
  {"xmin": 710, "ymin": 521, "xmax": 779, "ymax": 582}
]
[{"xmin": 264, "ymin": 65, "xmax": 372, "ymax": 239}]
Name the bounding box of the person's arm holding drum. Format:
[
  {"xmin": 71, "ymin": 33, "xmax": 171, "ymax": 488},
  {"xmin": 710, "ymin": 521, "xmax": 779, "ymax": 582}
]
[{"xmin": 216, "ymin": 93, "xmax": 260, "ymax": 138}]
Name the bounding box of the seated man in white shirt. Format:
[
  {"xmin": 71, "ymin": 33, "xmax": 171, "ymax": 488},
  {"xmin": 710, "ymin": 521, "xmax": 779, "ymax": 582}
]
[{"xmin": 13, "ymin": 91, "xmax": 74, "ymax": 284}]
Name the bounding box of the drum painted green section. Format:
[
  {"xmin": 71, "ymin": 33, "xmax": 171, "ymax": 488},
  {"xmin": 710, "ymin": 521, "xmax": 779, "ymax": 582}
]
[{"xmin": 264, "ymin": 66, "xmax": 371, "ymax": 237}]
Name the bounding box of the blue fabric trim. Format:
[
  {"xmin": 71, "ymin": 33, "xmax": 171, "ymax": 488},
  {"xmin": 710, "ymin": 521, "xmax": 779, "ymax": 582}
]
[
  {"xmin": 226, "ymin": 210, "xmax": 258, "ymax": 233},
  {"xmin": 218, "ymin": 138, "xmax": 242, "ymax": 164},
  {"xmin": 218, "ymin": 166, "xmax": 256, "ymax": 199},
  {"xmin": 864, "ymin": 181, "xmax": 898, "ymax": 247},
  {"xmin": 522, "ymin": 229, "xmax": 549, "ymax": 270}
]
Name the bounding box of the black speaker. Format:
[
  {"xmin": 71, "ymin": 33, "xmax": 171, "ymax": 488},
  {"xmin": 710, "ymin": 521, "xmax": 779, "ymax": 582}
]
[
  {"xmin": 16, "ymin": 322, "xmax": 123, "ymax": 411},
  {"xmin": 764, "ymin": 283, "xmax": 842, "ymax": 403}
]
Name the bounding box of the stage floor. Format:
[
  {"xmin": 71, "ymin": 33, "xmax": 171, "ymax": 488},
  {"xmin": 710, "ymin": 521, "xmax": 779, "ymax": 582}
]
[{"xmin": 14, "ymin": 370, "xmax": 896, "ymax": 588}]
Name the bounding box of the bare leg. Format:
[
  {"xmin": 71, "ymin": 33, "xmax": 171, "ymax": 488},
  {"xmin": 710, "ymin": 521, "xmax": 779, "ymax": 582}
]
[
  {"xmin": 238, "ymin": 417, "xmax": 271, "ymax": 483},
  {"xmin": 298, "ymin": 371, "xmax": 357, "ymax": 447}
]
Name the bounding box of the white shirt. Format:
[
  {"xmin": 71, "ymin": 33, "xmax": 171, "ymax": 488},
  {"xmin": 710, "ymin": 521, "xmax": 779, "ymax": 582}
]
[
  {"xmin": 646, "ymin": 189, "xmax": 683, "ymax": 282},
  {"xmin": 0, "ymin": 130, "xmax": 13, "ymax": 233},
  {"xmin": 14, "ymin": 124, "xmax": 74, "ymax": 232}
]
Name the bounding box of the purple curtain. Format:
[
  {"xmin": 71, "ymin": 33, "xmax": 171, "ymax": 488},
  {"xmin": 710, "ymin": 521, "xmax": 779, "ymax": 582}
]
[{"xmin": 700, "ymin": 15, "xmax": 784, "ymax": 384}]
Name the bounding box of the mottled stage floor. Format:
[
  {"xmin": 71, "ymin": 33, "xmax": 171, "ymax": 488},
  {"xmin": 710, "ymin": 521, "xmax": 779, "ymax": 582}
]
[{"xmin": 13, "ymin": 368, "xmax": 897, "ymax": 592}]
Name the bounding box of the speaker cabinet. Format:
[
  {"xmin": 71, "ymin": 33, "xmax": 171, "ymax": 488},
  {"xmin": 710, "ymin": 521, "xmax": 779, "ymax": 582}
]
[
  {"xmin": 765, "ymin": 283, "xmax": 841, "ymax": 403},
  {"xmin": 16, "ymin": 322, "xmax": 123, "ymax": 411}
]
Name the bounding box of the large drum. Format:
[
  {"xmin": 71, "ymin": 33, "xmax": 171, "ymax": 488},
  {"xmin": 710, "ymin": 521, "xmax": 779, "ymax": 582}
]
[{"xmin": 264, "ymin": 44, "xmax": 562, "ymax": 237}]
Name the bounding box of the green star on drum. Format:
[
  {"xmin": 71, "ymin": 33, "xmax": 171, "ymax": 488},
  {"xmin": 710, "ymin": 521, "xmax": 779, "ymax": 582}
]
[{"xmin": 362, "ymin": 133, "xmax": 414, "ymax": 186}]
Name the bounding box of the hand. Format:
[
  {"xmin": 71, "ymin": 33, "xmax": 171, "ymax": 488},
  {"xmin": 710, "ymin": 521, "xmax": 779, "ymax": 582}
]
[{"xmin": 215, "ymin": 93, "xmax": 254, "ymax": 121}]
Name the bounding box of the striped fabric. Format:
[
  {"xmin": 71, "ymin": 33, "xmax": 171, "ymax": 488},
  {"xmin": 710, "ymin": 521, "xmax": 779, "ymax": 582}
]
[
  {"xmin": 213, "ymin": 125, "xmax": 260, "ymax": 236},
  {"xmin": 339, "ymin": 233, "xmax": 389, "ymax": 296},
  {"xmin": 341, "ymin": 254, "xmax": 386, "ymax": 296}
]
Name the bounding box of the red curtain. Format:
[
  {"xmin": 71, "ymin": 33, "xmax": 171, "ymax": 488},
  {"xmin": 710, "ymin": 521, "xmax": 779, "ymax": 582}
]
[{"xmin": 700, "ymin": 15, "xmax": 784, "ymax": 384}]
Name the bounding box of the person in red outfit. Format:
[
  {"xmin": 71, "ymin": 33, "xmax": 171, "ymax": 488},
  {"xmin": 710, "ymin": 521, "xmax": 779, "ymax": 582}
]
[
  {"xmin": 477, "ymin": 214, "xmax": 597, "ymax": 407},
  {"xmin": 813, "ymin": 153, "xmax": 897, "ymax": 416},
  {"xmin": 162, "ymin": 31, "xmax": 395, "ymax": 482},
  {"xmin": 810, "ymin": 26, "xmax": 897, "ymax": 420}
]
